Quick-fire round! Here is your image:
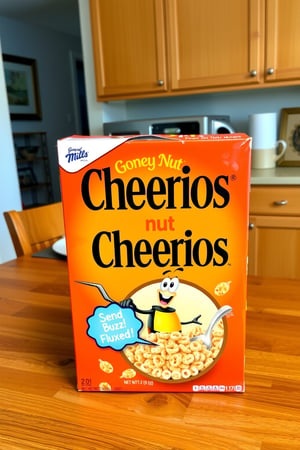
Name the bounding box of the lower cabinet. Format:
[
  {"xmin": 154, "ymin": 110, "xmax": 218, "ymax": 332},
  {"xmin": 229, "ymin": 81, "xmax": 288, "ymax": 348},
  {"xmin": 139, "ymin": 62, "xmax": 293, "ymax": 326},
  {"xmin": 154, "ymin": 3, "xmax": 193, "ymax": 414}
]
[{"xmin": 248, "ymin": 186, "xmax": 300, "ymax": 279}]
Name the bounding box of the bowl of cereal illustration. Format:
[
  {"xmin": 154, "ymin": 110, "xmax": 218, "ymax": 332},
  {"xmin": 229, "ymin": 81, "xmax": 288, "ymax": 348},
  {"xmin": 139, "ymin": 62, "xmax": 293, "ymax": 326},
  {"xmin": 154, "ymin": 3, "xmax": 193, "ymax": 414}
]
[{"xmin": 122, "ymin": 279, "xmax": 230, "ymax": 383}]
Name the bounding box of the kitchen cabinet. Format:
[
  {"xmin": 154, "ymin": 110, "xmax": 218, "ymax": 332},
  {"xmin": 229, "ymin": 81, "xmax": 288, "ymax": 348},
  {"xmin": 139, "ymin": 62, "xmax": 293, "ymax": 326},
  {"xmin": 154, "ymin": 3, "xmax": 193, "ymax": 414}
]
[
  {"xmin": 166, "ymin": 0, "xmax": 262, "ymax": 92},
  {"xmin": 248, "ymin": 186, "xmax": 300, "ymax": 279},
  {"xmin": 13, "ymin": 132, "xmax": 53, "ymax": 208},
  {"xmin": 265, "ymin": 0, "xmax": 300, "ymax": 83},
  {"xmin": 90, "ymin": 0, "xmax": 300, "ymax": 101},
  {"xmin": 89, "ymin": 0, "xmax": 168, "ymax": 98}
]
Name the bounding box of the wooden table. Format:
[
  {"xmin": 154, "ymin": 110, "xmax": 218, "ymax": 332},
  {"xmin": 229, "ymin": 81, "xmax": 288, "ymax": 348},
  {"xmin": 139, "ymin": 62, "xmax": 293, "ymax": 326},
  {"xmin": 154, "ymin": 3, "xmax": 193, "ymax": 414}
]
[{"xmin": 0, "ymin": 256, "xmax": 299, "ymax": 449}]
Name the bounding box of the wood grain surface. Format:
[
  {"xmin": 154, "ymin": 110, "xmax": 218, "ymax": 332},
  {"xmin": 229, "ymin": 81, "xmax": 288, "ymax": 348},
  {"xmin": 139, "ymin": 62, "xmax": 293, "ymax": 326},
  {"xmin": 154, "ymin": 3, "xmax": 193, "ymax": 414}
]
[{"xmin": 0, "ymin": 256, "xmax": 299, "ymax": 449}]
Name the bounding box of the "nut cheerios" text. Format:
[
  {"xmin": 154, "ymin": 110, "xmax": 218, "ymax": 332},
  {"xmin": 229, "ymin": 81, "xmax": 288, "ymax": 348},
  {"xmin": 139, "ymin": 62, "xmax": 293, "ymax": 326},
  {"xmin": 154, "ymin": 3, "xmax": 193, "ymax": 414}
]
[{"xmin": 81, "ymin": 164, "xmax": 231, "ymax": 269}]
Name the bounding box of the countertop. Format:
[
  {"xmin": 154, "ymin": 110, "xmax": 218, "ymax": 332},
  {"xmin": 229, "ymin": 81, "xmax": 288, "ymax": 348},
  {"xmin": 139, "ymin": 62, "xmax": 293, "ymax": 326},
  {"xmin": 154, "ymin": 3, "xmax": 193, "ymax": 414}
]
[
  {"xmin": 0, "ymin": 256, "xmax": 300, "ymax": 449},
  {"xmin": 251, "ymin": 166, "xmax": 300, "ymax": 185}
]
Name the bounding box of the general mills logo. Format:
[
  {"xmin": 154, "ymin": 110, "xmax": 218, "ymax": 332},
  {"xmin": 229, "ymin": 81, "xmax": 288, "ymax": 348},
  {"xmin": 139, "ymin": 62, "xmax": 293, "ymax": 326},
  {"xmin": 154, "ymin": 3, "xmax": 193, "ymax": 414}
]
[{"xmin": 65, "ymin": 147, "xmax": 88, "ymax": 163}]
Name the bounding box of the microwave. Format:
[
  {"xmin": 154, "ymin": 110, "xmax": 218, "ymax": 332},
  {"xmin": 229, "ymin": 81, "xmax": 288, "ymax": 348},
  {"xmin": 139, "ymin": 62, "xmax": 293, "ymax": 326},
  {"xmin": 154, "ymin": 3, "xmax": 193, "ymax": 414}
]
[{"xmin": 103, "ymin": 115, "xmax": 235, "ymax": 136}]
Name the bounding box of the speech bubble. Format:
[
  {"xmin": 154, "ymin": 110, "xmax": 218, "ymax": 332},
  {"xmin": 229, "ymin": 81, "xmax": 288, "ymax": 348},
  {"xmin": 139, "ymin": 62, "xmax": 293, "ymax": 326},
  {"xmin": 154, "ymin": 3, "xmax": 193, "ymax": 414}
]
[{"xmin": 87, "ymin": 303, "xmax": 152, "ymax": 351}]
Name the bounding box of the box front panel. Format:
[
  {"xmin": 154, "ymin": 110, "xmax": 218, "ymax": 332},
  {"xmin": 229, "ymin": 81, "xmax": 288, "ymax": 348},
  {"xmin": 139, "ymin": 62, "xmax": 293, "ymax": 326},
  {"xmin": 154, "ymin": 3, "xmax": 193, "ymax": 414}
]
[{"xmin": 58, "ymin": 135, "xmax": 251, "ymax": 392}]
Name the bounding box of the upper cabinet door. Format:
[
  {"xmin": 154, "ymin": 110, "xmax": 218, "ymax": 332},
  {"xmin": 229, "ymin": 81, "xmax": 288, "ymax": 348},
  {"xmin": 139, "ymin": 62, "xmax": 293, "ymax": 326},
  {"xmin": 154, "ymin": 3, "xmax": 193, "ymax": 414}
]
[
  {"xmin": 265, "ymin": 0, "xmax": 300, "ymax": 82},
  {"xmin": 90, "ymin": 0, "xmax": 168, "ymax": 99},
  {"xmin": 166, "ymin": 0, "xmax": 263, "ymax": 91}
]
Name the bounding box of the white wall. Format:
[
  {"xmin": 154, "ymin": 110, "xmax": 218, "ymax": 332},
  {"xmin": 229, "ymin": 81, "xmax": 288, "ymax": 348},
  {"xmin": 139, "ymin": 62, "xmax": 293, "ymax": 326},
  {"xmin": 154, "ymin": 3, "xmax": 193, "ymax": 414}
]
[
  {"xmin": 0, "ymin": 44, "xmax": 22, "ymax": 263},
  {"xmin": 100, "ymin": 85, "xmax": 300, "ymax": 137},
  {"xmin": 0, "ymin": 15, "xmax": 83, "ymax": 203},
  {"xmin": 0, "ymin": 14, "xmax": 83, "ymax": 262},
  {"xmin": 117, "ymin": 86, "xmax": 300, "ymax": 135},
  {"xmin": 78, "ymin": 0, "xmax": 103, "ymax": 134}
]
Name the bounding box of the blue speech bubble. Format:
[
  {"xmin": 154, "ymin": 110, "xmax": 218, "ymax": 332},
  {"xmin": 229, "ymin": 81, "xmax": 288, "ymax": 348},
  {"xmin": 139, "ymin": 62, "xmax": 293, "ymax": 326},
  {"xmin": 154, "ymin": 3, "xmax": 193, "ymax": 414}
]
[{"xmin": 87, "ymin": 303, "xmax": 152, "ymax": 351}]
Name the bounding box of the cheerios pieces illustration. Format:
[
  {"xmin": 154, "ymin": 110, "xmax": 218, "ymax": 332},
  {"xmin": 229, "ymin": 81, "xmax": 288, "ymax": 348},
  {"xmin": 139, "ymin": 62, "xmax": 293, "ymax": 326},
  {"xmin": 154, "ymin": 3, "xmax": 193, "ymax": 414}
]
[
  {"xmin": 98, "ymin": 359, "xmax": 113, "ymax": 373},
  {"xmin": 99, "ymin": 382, "xmax": 111, "ymax": 391},
  {"xmin": 120, "ymin": 368, "xmax": 136, "ymax": 379},
  {"xmin": 123, "ymin": 323, "xmax": 224, "ymax": 382},
  {"xmin": 214, "ymin": 281, "xmax": 232, "ymax": 296}
]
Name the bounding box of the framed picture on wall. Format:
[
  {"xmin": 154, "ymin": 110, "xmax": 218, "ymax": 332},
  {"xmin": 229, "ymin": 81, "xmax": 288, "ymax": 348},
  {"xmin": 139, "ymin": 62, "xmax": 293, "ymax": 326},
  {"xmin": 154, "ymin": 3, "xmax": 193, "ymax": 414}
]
[
  {"xmin": 3, "ymin": 54, "xmax": 42, "ymax": 120},
  {"xmin": 278, "ymin": 108, "xmax": 300, "ymax": 166}
]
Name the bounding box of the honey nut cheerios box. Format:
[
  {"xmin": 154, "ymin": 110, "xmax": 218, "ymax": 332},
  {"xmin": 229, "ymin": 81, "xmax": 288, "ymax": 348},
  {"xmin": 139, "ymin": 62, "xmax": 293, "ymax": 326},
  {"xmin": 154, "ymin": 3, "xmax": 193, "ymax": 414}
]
[{"xmin": 57, "ymin": 134, "xmax": 251, "ymax": 393}]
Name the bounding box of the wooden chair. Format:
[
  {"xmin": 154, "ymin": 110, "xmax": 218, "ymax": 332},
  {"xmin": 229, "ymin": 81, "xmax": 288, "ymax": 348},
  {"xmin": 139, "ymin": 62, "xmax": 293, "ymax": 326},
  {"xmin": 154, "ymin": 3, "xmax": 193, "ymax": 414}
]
[{"xmin": 4, "ymin": 202, "xmax": 65, "ymax": 257}]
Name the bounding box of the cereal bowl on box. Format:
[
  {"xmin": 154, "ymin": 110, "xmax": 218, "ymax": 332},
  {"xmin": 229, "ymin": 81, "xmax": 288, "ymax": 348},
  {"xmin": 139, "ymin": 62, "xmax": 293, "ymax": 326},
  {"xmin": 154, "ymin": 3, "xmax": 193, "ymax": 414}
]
[{"xmin": 121, "ymin": 279, "xmax": 228, "ymax": 383}]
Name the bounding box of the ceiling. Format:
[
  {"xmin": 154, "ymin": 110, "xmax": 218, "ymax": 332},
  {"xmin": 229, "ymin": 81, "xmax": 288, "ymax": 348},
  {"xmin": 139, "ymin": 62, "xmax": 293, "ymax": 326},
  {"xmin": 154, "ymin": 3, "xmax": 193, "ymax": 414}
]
[{"xmin": 0, "ymin": 0, "xmax": 81, "ymax": 37}]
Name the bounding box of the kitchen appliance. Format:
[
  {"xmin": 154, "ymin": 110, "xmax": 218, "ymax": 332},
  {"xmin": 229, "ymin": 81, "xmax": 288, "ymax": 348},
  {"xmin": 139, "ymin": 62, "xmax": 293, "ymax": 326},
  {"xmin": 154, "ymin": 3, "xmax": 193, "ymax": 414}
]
[{"xmin": 103, "ymin": 115, "xmax": 235, "ymax": 136}]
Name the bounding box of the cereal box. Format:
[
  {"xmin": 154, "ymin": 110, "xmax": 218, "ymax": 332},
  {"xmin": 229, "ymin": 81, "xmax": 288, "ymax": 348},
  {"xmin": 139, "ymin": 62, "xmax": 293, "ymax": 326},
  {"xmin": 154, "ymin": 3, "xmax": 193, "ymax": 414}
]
[{"xmin": 57, "ymin": 134, "xmax": 251, "ymax": 392}]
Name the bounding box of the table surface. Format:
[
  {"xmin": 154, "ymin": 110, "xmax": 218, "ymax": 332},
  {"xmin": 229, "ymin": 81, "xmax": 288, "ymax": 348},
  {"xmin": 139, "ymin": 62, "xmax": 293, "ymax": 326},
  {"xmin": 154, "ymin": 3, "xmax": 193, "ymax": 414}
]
[{"xmin": 0, "ymin": 256, "xmax": 299, "ymax": 450}]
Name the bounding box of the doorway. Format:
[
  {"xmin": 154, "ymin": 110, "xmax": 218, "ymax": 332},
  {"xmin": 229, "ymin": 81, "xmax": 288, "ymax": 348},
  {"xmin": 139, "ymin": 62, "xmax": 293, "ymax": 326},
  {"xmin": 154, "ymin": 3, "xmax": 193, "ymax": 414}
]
[{"xmin": 70, "ymin": 51, "xmax": 89, "ymax": 135}]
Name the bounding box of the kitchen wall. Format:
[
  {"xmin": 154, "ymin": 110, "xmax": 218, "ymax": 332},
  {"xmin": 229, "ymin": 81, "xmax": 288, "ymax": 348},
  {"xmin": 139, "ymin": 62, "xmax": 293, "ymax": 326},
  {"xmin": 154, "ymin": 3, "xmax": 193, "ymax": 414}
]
[
  {"xmin": 0, "ymin": 45, "xmax": 22, "ymax": 263},
  {"xmin": 0, "ymin": 14, "xmax": 82, "ymax": 262},
  {"xmin": 0, "ymin": 15, "xmax": 82, "ymax": 203},
  {"xmin": 103, "ymin": 86, "xmax": 300, "ymax": 135}
]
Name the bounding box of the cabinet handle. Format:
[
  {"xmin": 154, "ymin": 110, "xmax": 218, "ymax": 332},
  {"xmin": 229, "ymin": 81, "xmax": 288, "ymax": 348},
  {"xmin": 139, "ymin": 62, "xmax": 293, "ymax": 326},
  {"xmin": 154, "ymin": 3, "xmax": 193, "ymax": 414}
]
[
  {"xmin": 249, "ymin": 70, "xmax": 257, "ymax": 77},
  {"xmin": 157, "ymin": 80, "xmax": 164, "ymax": 86},
  {"xmin": 273, "ymin": 200, "xmax": 288, "ymax": 206},
  {"xmin": 249, "ymin": 223, "xmax": 255, "ymax": 229},
  {"xmin": 267, "ymin": 67, "xmax": 274, "ymax": 75}
]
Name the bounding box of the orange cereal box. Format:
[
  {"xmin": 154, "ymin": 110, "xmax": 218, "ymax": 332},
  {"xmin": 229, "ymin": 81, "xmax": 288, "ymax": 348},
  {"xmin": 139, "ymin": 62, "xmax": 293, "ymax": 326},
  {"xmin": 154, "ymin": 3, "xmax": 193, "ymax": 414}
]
[{"xmin": 57, "ymin": 134, "xmax": 251, "ymax": 393}]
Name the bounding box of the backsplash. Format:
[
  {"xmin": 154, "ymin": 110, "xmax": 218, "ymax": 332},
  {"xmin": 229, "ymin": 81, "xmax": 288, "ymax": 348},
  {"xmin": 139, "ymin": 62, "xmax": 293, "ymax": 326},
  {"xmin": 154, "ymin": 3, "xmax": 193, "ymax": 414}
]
[{"xmin": 102, "ymin": 85, "xmax": 300, "ymax": 136}]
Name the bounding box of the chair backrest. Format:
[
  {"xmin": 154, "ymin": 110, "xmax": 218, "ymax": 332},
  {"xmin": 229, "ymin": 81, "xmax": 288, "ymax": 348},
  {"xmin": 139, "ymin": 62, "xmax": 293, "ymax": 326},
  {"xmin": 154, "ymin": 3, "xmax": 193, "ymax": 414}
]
[{"xmin": 4, "ymin": 202, "xmax": 65, "ymax": 257}]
